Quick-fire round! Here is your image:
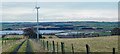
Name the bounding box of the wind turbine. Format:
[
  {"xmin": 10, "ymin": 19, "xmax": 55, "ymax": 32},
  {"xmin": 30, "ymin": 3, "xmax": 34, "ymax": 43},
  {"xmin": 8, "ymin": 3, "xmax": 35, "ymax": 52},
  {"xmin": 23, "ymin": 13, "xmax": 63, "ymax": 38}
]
[{"xmin": 35, "ymin": 0, "xmax": 40, "ymax": 39}]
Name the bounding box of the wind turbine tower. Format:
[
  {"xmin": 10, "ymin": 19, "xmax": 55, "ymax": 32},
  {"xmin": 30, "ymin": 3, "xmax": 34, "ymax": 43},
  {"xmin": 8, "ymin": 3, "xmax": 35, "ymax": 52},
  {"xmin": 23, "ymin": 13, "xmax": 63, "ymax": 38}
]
[{"xmin": 35, "ymin": 6, "xmax": 40, "ymax": 39}]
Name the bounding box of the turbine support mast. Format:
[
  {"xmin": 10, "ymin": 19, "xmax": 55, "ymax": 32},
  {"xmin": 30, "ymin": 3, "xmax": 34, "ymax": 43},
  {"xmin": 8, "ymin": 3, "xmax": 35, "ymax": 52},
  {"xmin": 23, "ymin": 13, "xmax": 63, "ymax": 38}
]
[{"xmin": 35, "ymin": 6, "xmax": 40, "ymax": 39}]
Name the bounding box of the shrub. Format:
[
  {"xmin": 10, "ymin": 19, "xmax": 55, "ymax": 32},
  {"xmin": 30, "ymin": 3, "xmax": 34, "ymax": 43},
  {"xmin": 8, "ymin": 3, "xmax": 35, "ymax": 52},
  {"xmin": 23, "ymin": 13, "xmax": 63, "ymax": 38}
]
[
  {"xmin": 42, "ymin": 37, "xmax": 46, "ymax": 39},
  {"xmin": 49, "ymin": 36, "xmax": 52, "ymax": 38}
]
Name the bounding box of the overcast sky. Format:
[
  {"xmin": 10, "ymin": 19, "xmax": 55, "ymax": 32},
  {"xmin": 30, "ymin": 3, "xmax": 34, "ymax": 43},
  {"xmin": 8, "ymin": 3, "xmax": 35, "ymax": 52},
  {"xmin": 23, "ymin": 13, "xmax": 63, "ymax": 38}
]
[
  {"xmin": 1, "ymin": 0, "xmax": 119, "ymax": 22},
  {"xmin": 1, "ymin": 0, "xmax": 119, "ymax": 2}
]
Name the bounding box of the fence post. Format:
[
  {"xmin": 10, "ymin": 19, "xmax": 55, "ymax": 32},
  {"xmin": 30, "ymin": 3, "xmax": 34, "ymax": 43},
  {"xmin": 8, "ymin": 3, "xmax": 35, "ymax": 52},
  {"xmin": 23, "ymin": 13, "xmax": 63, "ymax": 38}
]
[
  {"xmin": 61, "ymin": 42, "xmax": 65, "ymax": 54},
  {"xmin": 57, "ymin": 42, "xmax": 59, "ymax": 53},
  {"xmin": 41, "ymin": 40, "xmax": 43, "ymax": 44},
  {"xmin": 39, "ymin": 40, "xmax": 41, "ymax": 44},
  {"xmin": 71, "ymin": 44, "xmax": 74, "ymax": 54},
  {"xmin": 49, "ymin": 41, "xmax": 52, "ymax": 52},
  {"xmin": 43, "ymin": 40, "xmax": 45, "ymax": 50},
  {"xmin": 40, "ymin": 40, "xmax": 42, "ymax": 46},
  {"xmin": 86, "ymin": 44, "xmax": 90, "ymax": 54},
  {"xmin": 42, "ymin": 40, "xmax": 43, "ymax": 46},
  {"xmin": 5, "ymin": 39, "xmax": 6, "ymax": 45},
  {"xmin": 2, "ymin": 39, "xmax": 3, "ymax": 45},
  {"xmin": 113, "ymin": 48, "xmax": 115, "ymax": 54},
  {"xmin": 46, "ymin": 41, "xmax": 49, "ymax": 51},
  {"xmin": 52, "ymin": 41, "xmax": 55, "ymax": 52},
  {"xmin": 42, "ymin": 40, "xmax": 43, "ymax": 47}
]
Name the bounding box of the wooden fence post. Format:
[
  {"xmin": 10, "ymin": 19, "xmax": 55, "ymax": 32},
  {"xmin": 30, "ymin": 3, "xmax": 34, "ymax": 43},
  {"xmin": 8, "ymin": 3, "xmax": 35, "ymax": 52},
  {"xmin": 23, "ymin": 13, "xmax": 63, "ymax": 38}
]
[
  {"xmin": 49, "ymin": 41, "xmax": 52, "ymax": 52},
  {"xmin": 86, "ymin": 44, "xmax": 90, "ymax": 54},
  {"xmin": 2, "ymin": 39, "xmax": 3, "ymax": 45},
  {"xmin": 52, "ymin": 41, "xmax": 55, "ymax": 52},
  {"xmin": 42, "ymin": 40, "xmax": 43, "ymax": 46},
  {"xmin": 61, "ymin": 42, "xmax": 65, "ymax": 54},
  {"xmin": 39, "ymin": 40, "xmax": 41, "ymax": 44},
  {"xmin": 57, "ymin": 42, "xmax": 59, "ymax": 53},
  {"xmin": 71, "ymin": 43, "xmax": 74, "ymax": 54},
  {"xmin": 43, "ymin": 40, "xmax": 45, "ymax": 50},
  {"xmin": 113, "ymin": 48, "xmax": 115, "ymax": 54},
  {"xmin": 5, "ymin": 39, "xmax": 6, "ymax": 45},
  {"xmin": 41, "ymin": 40, "xmax": 43, "ymax": 47},
  {"xmin": 46, "ymin": 41, "xmax": 49, "ymax": 51},
  {"xmin": 40, "ymin": 40, "xmax": 42, "ymax": 46}
]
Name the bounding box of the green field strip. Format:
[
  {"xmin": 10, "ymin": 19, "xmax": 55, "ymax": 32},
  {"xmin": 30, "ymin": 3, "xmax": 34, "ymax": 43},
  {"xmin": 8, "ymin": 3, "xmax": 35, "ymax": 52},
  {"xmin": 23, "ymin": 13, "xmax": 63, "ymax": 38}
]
[
  {"xmin": 2, "ymin": 39, "xmax": 24, "ymax": 52},
  {"xmin": 18, "ymin": 40, "xmax": 27, "ymax": 52},
  {"xmin": 28, "ymin": 39, "xmax": 34, "ymax": 52},
  {"xmin": 2, "ymin": 39, "xmax": 26, "ymax": 53},
  {"xmin": 26, "ymin": 39, "xmax": 33, "ymax": 52},
  {"xmin": 18, "ymin": 39, "xmax": 34, "ymax": 52}
]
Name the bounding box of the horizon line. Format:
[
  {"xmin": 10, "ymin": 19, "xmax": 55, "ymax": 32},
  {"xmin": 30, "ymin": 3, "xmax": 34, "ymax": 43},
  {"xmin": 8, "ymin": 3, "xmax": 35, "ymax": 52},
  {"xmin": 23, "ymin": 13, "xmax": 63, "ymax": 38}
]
[{"xmin": 0, "ymin": 21, "xmax": 119, "ymax": 22}]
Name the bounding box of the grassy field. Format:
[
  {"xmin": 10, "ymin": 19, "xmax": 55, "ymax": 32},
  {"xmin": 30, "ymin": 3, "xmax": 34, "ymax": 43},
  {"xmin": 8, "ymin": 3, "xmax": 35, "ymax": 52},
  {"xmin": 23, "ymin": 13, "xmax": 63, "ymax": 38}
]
[
  {"xmin": 0, "ymin": 35, "xmax": 119, "ymax": 53},
  {"xmin": 41, "ymin": 36, "xmax": 118, "ymax": 52},
  {"xmin": 3, "ymin": 35, "xmax": 24, "ymax": 38},
  {"xmin": 1, "ymin": 35, "xmax": 35, "ymax": 53},
  {"xmin": 18, "ymin": 40, "xmax": 27, "ymax": 52},
  {"xmin": 30, "ymin": 39, "xmax": 47, "ymax": 52},
  {"xmin": 1, "ymin": 35, "xmax": 25, "ymax": 52},
  {"xmin": 0, "ymin": 40, "xmax": 1, "ymax": 54},
  {"xmin": 2, "ymin": 39, "xmax": 25, "ymax": 52}
]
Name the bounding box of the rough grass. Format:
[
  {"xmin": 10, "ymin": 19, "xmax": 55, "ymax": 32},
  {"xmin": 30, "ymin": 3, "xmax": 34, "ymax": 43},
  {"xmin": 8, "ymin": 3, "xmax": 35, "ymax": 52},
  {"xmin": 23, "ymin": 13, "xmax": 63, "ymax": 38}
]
[
  {"xmin": 41, "ymin": 36, "xmax": 118, "ymax": 52},
  {"xmin": 28, "ymin": 39, "xmax": 34, "ymax": 52},
  {"xmin": 18, "ymin": 40, "xmax": 27, "ymax": 52},
  {"xmin": 18, "ymin": 39, "xmax": 34, "ymax": 52},
  {"xmin": 2, "ymin": 35, "xmax": 24, "ymax": 52},
  {"xmin": 0, "ymin": 41, "xmax": 2, "ymax": 47},
  {"xmin": 30, "ymin": 39, "xmax": 48, "ymax": 52},
  {"xmin": 3, "ymin": 39, "xmax": 25, "ymax": 52},
  {"xmin": 1, "ymin": 35, "xmax": 24, "ymax": 47},
  {"xmin": 0, "ymin": 41, "xmax": 2, "ymax": 53},
  {"xmin": 2, "ymin": 35, "xmax": 25, "ymax": 52},
  {"xmin": 4, "ymin": 35, "xmax": 24, "ymax": 38}
]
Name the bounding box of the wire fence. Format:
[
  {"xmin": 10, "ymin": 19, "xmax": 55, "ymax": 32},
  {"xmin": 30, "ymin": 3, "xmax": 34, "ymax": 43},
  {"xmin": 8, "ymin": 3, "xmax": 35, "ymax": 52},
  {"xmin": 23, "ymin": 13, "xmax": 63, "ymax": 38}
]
[{"xmin": 39, "ymin": 39, "xmax": 116, "ymax": 54}]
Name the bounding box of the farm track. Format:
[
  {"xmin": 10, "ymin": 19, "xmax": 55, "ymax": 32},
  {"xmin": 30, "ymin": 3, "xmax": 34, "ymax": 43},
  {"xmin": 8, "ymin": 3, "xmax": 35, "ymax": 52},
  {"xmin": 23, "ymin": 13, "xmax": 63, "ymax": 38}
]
[
  {"xmin": 7, "ymin": 39, "xmax": 33, "ymax": 54},
  {"xmin": 26, "ymin": 39, "xmax": 33, "ymax": 52},
  {"xmin": 10, "ymin": 40, "xmax": 26, "ymax": 54},
  {"xmin": 2, "ymin": 39, "xmax": 38, "ymax": 54},
  {"xmin": 30, "ymin": 39, "xmax": 47, "ymax": 52}
]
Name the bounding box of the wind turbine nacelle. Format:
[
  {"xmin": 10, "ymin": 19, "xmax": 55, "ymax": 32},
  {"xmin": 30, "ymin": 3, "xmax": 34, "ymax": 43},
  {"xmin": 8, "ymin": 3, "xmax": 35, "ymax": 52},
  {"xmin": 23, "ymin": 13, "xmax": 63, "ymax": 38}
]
[{"xmin": 35, "ymin": 7, "xmax": 40, "ymax": 9}]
